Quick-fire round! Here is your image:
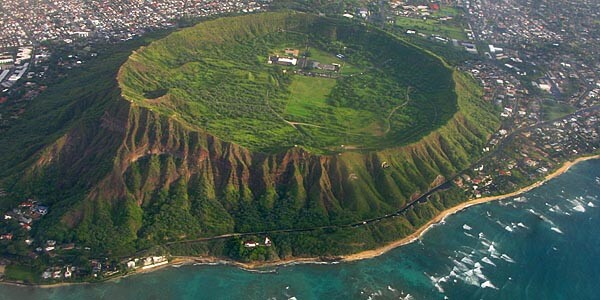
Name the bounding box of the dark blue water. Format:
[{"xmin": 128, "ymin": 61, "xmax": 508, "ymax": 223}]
[{"xmin": 2, "ymin": 159, "xmax": 599, "ymax": 300}]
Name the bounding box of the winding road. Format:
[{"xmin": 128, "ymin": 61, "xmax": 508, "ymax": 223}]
[{"xmin": 160, "ymin": 104, "xmax": 600, "ymax": 249}]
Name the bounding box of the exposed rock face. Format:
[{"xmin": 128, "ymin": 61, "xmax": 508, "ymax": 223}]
[{"xmin": 0, "ymin": 13, "xmax": 499, "ymax": 257}]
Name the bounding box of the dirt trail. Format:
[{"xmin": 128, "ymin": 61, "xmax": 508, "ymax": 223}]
[{"xmin": 383, "ymin": 87, "xmax": 412, "ymax": 134}]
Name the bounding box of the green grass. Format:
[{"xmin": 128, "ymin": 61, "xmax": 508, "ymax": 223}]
[
  {"xmin": 395, "ymin": 16, "xmax": 467, "ymax": 40},
  {"xmin": 433, "ymin": 6, "xmax": 463, "ymax": 17},
  {"xmin": 283, "ymin": 76, "xmax": 383, "ymax": 147},
  {"xmin": 119, "ymin": 12, "xmax": 458, "ymax": 153},
  {"xmin": 285, "ymin": 75, "xmax": 335, "ymax": 117},
  {"xmin": 4, "ymin": 264, "xmax": 39, "ymax": 283},
  {"xmin": 541, "ymin": 100, "xmax": 576, "ymax": 121}
]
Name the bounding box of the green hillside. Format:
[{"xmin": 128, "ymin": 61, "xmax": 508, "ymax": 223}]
[{"xmin": 0, "ymin": 12, "xmax": 499, "ymax": 269}]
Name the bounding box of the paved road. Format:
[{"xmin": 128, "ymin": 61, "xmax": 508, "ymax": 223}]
[{"xmin": 164, "ymin": 104, "xmax": 600, "ymax": 247}]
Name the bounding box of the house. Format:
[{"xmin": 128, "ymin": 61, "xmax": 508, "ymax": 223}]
[
  {"xmin": 143, "ymin": 257, "xmax": 153, "ymax": 266},
  {"xmin": 64, "ymin": 267, "xmax": 72, "ymax": 279},
  {"xmin": 127, "ymin": 260, "xmax": 136, "ymax": 269},
  {"xmin": 244, "ymin": 241, "xmax": 259, "ymax": 248},
  {"xmin": 312, "ymin": 61, "xmax": 339, "ymax": 72},
  {"xmin": 277, "ymin": 57, "xmax": 297, "ymax": 66},
  {"xmin": 91, "ymin": 261, "xmax": 102, "ymax": 273},
  {"xmin": 268, "ymin": 56, "xmax": 297, "ymax": 66},
  {"xmin": 0, "ymin": 233, "xmax": 13, "ymax": 240},
  {"xmin": 264, "ymin": 237, "xmax": 272, "ymax": 246},
  {"xmin": 42, "ymin": 270, "xmax": 52, "ymax": 279},
  {"xmin": 357, "ymin": 8, "xmax": 369, "ymax": 18},
  {"xmin": 284, "ymin": 48, "xmax": 300, "ymax": 57},
  {"xmin": 34, "ymin": 205, "xmax": 49, "ymax": 215},
  {"xmin": 320, "ymin": 63, "xmax": 339, "ymax": 71},
  {"xmin": 18, "ymin": 200, "xmax": 35, "ymax": 208}
]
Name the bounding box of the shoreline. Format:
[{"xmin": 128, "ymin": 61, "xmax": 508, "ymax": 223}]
[
  {"xmin": 340, "ymin": 154, "xmax": 600, "ymax": 262},
  {"xmin": 3, "ymin": 154, "xmax": 598, "ymax": 288}
]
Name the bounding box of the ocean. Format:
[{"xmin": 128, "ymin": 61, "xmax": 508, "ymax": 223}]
[{"xmin": 1, "ymin": 159, "xmax": 599, "ymax": 300}]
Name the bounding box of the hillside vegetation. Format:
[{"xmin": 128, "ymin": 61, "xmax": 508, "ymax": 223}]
[
  {"xmin": 0, "ymin": 12, "xmax": 499, "ymax": 262},
  {"xmin": 119, "ymin": 12, "xmax": 458, "ymax": 153}
]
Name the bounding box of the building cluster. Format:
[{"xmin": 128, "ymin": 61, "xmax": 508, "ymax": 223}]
[
  {"xmin": 459, "ymin": 109, "xmax": 599, "ymax": 199},
  {"xmin": 42, "ymin": 265, "xmax": 76, "ymax": 280},
  {"xmin": 463, "ymin": 0, "xmax": 600, "ymax": 113},
  {"xmin": 0, "ymin": 0, "xmax": 269, "ymax": 48},
  {"xmin": 1, "ymin": 199, "xmax": 48, "ymax": 238},
  {"xmin": 126, "ymin": 255, "xmax": 168, "ymax": 270},
  {"xmin": 41, "ymin": 256, "xmax": 123, "ymax": 281},
  {"xmin": 389, "ymin": 1, "xmax": 444, "ymax": 18},
  {"xmin": 268, "ymin": 48, "xmax": 344, "ymax": 79},
  {"xmin": 0, "ymin": 0, "xmax": 599, "ymax": 283},
  {"xmin": 244, "ymin": 236, "xmax": 272, "ymax": 248}
]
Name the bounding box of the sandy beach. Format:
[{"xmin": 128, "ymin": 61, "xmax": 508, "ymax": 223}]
[
  {"xmin": 340, "ymin": 154, "xmax": 600, "ymax": 262},
  {"xmin": 167, "ymin": 154, "xmax": 600, "ymax": 268},
  {"xmin": 3, "ymin": 154, "xmax": 598, "ymax": 287}
]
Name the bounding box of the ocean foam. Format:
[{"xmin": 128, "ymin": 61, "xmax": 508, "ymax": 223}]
[
  {"xmin": 513, "ymin": 196, "xmax": 527, "ymax": 202},
  {"xmin": 488, "ymin": 244, "xmax": 500, "ymax": 257},
  {"xmin": 473, "ymin": 267, "xmax": 487, "ymax": 281},
  {"xmin": 588, "ymin": 202, "xmax": 595, "ymax": 207},
  {"xmin": 429, "ymin": 275, "xmax": 446, "ymax": 293},
  {"xmin": 573, "ymin": 204, "xmax": 586, "ymax": 212},
  {"xmin": 460, "ymin": 256, "xmax": 475, "ymax": 266},
  {"xmin": 481, "ymin": 257, "xmax": 496, "ymax": 267},
  {"xmin": 481, "ymin": 280, "xmax": 499, "ymax": 289},
  {"xmin": 500, "ymin": 254, "xmax": 515, "ymax": 263},
  {"xmin": 462, "ymin": 269, "xmax": 481, "ymax": 286},
  {"xmin": 452, "ymin": 260, "xmax": 469, "ymax": 272},
  {"xmin": 551, "ymin": 227, "xmax": 564, "ymax": 234}
]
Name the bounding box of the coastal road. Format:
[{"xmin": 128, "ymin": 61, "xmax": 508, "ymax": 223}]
[{"xmin": 161, "ymin": 104, "xmax": 600, "ymax": 249}]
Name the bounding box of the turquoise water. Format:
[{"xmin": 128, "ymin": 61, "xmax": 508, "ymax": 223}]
[{"xmin": 2, "ymin": 159, "xmax": 599, "ymax": 300}]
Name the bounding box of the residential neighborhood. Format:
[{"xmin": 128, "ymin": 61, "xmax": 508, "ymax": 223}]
[{"xmin": 0, "ymin": 0, "xmax": 598, "ymax": 286}]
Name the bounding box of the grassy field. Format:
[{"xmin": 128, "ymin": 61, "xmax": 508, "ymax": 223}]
[
  {"xmin": 119, "ymin": 12, "xmax": 458, "ymax": 153},
  {"xmin": 284, "ymin": 75, "xmax": 335, "ymax": 118},
  {"xmin": 395, "ymin": 16, "xmax": 467, "ymax": 40},
  {"xmin": 433, "ymin": 6, "xmax": 464, "ymax": 17},
  {"xmin": 4, "ymin": 264, "xmax": 39, "ymax": 283},
  {"xmin": 283, "ymin": 75, "xmax": 383, "ymax": 147},
  {"xmin": 541, "ymin": 99, "xmax": 576, "ymax": 121}
]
